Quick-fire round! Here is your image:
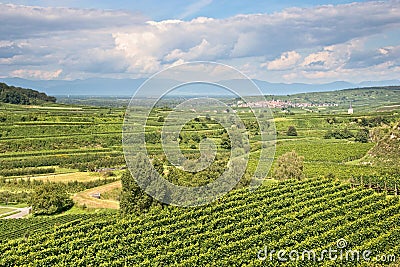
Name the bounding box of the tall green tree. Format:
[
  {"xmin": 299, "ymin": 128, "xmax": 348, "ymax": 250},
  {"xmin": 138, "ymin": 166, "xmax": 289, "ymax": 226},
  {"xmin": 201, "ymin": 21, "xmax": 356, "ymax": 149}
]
[
  {"xmin": 355, "ymin": 128, "xmax": 369, "ymax": 143},
  {"xmin": 220, "ymin": 132, "xmax": 231, "ymax": 149},
  {"xmin": 120, "ymin": 153, "xmax": 167, "ymax": 215},
  {"xmin": 31, "ymin": 183, "xmax": 73, "ymax": 215},
  {"xmin": 120, "ymin": 171, "xmax": 153, "ymax": 215}
]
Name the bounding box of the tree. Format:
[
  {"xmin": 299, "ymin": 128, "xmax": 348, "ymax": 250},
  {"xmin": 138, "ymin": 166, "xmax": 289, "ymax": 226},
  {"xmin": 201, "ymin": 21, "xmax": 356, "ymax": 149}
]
[
  {"xmin": 0, "ymin": 91, "xmax": 30, "ymax": 105},
  {"xmin": 120, "ymin": 153, "xmax": 167, "ymax": 216},
  {"xmin": 287, "ymin": 126, "xmax": 298, "ymax": 136},
  {"xmin": 220, "ymin": 132, "xmax": 231, "ymax": 149},
  {"xmin": 31, "ymin": 183, "xmax": 73, "ymax": 215},
  {"xmin": 324, "ymin": 128, "xmax": 354, "ymax": 139},
  {"xmin": 0, "ymin": 82, "xmax": 56, "ymax": 104},
  {"xmin": 326, "ymin": 117, "xmax": 338, "ymax": 124},
  {"xmin": 273, "ymin": 150, "xmax": 304, "ymax": 180},
  {"xmin": 341, "ymin": 128, "xmax": 354, "ymax": 139},
  {"xmin": 152, "ymin": 157, "xmax": 164, "ymax": 176},
  {"xmin": 191, "ymin": 133, "xmax": 201, "ymax": 143},
  {"xmin": 120, "ymin": 169, "xmax": 154, "ymax": 216},
  {"xmin": 355, "ymin": 128, "xmax": 369, "ymax": 143},
  {"xmin": 189, "ymin": 140, "xmax": 197, "ymax": 149}
]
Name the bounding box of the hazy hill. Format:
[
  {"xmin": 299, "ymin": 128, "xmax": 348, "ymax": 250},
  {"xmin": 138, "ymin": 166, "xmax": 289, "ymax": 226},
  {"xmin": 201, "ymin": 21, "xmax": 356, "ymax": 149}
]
[
  {"xmin": 266, "ymin": 86, "xmax": 400, "ymax": 106},
  {"xmin": 1, "ymin": 77, "xmax": 399, "ymax": 96},
  {"xmin": 0, "ymin": 82, "xmax": 56, "ymax": 105}
]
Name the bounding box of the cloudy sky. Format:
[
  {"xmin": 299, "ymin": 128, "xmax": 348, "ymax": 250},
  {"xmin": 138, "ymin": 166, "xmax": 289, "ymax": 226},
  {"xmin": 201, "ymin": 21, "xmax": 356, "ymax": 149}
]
[{"xmin": 1, "ymin": 0, "xmax": 399, "ymax": 83}]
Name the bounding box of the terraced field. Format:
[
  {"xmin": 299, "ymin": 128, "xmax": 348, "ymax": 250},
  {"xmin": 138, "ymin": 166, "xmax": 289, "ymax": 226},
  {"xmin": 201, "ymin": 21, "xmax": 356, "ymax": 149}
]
[{"xmin": 0, "ymin": 104, "xmax": 126, "ymax": 177}]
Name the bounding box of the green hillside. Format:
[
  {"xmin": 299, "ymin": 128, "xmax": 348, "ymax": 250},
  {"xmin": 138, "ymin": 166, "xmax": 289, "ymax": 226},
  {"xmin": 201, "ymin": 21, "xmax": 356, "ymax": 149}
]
[
  {"xmin": 258, "ymin": 86, "xmax": 400, "ymax": 114},
  {"xmin": 1, "ymin": 178, "xmax": 399, "ymax": 266},
  {"xmin": 0, "ymin": 82, "xmax": 56, "ymax": 105},
  {"xmin": 282, "ymin": 86, "xmax": 400, "ymax": 106}
]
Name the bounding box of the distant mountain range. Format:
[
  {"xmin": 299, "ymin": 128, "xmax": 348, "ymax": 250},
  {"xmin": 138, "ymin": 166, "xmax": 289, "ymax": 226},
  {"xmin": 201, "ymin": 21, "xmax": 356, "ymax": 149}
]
[{"xmin": 1, "ymin": 77, "xmax": 399, "ymax": 97}]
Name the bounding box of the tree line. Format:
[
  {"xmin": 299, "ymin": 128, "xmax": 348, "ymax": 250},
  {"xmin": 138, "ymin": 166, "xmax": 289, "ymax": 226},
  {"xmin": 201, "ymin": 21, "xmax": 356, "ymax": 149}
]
[{"xmin": 0, "ymin": 82, "xmax": 56, "ymax": 105}]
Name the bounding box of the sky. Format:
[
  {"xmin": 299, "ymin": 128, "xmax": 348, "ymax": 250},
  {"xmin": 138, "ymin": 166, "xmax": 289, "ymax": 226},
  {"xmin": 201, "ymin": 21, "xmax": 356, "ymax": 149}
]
[{"xmin": 0, "ymin": 0, "xmax": 400, "ymax": 83}]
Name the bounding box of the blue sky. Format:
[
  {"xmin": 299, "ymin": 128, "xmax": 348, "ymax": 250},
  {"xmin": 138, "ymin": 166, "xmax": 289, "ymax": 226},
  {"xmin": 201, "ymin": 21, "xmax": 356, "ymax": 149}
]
[
  {"xmin": 0, "ymin": 0, "xmax": 399, "ymax": 83},
  {"xmin": 3, "ymin": 0, "xmax": 372, "ymax": 20}
]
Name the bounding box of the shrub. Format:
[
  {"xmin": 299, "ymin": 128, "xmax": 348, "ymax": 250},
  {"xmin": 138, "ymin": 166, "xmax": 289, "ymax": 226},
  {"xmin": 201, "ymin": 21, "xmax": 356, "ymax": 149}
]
[
  {"xmin": 287, "ymin": 126, "xmax": 298, "ymax": 136},
  {"xmin": 324, "ymin": 128, "xmax": 354, "ymax": 139},
  {"xmin": 355, "ymin": 128, "xmax": 369, "ymax": 143},
  {"xmin": 273, "ymin": 150, "xmax": 304, "ymax": 180}
]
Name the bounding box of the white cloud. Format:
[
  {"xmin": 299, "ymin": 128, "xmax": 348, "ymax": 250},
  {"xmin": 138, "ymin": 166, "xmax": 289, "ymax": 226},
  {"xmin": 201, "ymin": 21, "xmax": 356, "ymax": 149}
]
[
  {"xmin": 263, "ymin": 51, "xmax": 302, "ymax": 70},
  {"xmin": 345, "ymin": 45, "xmax": 400, "ymax": 69},
  {"xmin": 0, "ymin": 3, "xmax": 145, "ymax": 40},
  {"xmin": 379, "ymin": 48, "xmax": 389, "ymax": 55},
  {"xmin": 164, "ymin": 39, "xmax": 227, "ymax": 61},
  {"xmin": 113, "ymin": 31, "xmax": 162, "ymax": 73},
  {"xmin": 11, "ymin": 69, "xmax": 62, "ymax": 80},
  {"xmin": 1, "ymin": 1, "xmax": 400, "ymax": 82},
  {"xmin": 302, "ymin": 50, "xmax": 331, "ymax": 68},
  {"xmin": 61, "ymin": 48, "xmax": 130, "ymax": 74},
  {"xmin": 111, "ymin": 1, "xmax": 400, "ymax": 79},
  {"xmin": 300, "ymin": 61, "xmax": 399, "ymax": 82}
]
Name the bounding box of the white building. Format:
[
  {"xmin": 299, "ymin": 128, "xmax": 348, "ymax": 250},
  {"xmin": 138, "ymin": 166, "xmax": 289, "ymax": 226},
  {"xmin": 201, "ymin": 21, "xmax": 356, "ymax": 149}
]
[{"xmin": 348, "ymin": 102, "xmax": 354, "ymax": 114}]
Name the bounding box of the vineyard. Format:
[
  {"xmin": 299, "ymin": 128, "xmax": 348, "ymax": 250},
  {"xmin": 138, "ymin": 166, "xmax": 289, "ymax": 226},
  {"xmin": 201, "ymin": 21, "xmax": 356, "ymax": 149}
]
[
  {"xmin": 0, "ymin": 178, "xmax": 399, "ymax": 266},
  {"xmin": 0, "ymin": 87, "xmax": 400, "ymax": 266},
  {"xmin": 0, "ymin": 213, "xmax": 102, "ymax": 242},
  {"xmin": 0, "ymin": 104, "xmax": 125, "ymax": 175},
  {"xmin": 0, "ymin": 103, "xmax": 126, "ymax": 209}
]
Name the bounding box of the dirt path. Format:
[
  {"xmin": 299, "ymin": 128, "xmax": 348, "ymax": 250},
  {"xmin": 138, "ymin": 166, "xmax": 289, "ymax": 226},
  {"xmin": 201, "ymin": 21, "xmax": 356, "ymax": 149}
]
[
  {"xmin": 0, "ymin": 206, "xmax": 32, "ymax": 219},
  {"xmin": 73, "ymin": 181, "xmax": 121, "ymax": 209}
]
